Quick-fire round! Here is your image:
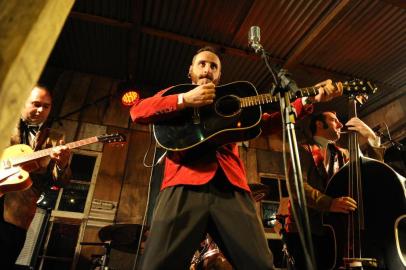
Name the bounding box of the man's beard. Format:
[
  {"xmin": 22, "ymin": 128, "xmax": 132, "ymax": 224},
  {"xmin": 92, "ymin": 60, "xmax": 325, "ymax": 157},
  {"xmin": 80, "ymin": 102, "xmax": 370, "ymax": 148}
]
[{"xmin": 190, "ymin": 73, "xmax": 216, "ymax": 85}]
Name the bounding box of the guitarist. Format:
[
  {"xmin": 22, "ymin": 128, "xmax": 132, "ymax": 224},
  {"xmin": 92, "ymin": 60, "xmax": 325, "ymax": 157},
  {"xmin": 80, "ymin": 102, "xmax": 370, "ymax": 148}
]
[
  {"xmin": 130, "ymin": 46, "xmax": 342, "ymax": 270},
  {"xmin": 0, "ymin": 85, "xmax": 72, "ymax": 269},
  {"xmin": 285, "ymin": 111, "xmax": 385, "ymax": 270}
]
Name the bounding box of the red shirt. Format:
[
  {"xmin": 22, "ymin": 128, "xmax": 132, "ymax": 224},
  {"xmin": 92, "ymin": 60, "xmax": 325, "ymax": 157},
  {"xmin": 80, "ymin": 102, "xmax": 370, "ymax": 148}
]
[{"xmin": 130, "ymin": 87, "xmax": 312, "ymax": 191}]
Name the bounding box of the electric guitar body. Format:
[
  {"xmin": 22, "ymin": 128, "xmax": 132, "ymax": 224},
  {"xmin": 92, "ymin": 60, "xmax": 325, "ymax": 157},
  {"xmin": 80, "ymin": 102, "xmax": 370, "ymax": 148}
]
[{"xmin": 0, "ymin": 133, "xmax": 126, "ymax": 196}]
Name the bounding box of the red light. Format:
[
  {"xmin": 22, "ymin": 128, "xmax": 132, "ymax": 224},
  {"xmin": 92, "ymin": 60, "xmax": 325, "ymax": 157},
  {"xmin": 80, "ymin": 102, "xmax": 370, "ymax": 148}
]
[{"xmin": 121, "ymin": 91, "xmax": 139, "ymax": 106}]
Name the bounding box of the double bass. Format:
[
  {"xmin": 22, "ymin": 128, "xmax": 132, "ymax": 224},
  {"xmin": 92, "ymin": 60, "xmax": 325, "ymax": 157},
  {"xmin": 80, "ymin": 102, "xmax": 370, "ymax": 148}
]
[{"xmin": 323, "ymin": 81, "xmax": 406, "ymax": 269}]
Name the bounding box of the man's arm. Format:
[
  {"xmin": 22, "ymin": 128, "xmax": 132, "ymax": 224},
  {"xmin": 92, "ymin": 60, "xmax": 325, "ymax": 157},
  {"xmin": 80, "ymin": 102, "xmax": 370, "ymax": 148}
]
[
  {"xmin": 346, "ymin": 117, "xmax": 385, "ymax": 161},
  {"xmin": 50, "ymin": 138, "xmax": 72, "ymax": 186},
  {"xmin": 130, "ymin": 83, "xmax": 216, "ymax": 124}
]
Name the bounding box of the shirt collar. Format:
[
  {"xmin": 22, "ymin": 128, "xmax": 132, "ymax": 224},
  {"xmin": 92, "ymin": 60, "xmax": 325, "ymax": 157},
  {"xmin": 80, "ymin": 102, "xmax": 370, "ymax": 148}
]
[{"xmin": 313, "ymin": 136, "xmax": 335, "ymax": 148}]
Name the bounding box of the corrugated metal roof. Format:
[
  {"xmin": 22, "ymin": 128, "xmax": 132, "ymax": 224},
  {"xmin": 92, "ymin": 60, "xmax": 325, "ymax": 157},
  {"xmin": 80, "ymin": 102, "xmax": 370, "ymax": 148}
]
[{"xmin": 46, "ymin": 0, "xmax": 406, "ymax": 136}]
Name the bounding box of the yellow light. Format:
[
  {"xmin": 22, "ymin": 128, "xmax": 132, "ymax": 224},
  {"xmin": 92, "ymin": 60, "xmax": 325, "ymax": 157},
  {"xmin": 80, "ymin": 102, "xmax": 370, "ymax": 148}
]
[{"xmin": 121, "ymin": 91, "xmax": 140, "ymax": 106}]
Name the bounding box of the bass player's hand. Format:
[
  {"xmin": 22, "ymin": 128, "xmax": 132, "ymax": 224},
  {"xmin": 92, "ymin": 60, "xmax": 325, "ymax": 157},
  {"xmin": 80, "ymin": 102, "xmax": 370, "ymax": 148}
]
[{"xmin": 329, "ymin": 196, "xmax": 357, "ymax": 214}]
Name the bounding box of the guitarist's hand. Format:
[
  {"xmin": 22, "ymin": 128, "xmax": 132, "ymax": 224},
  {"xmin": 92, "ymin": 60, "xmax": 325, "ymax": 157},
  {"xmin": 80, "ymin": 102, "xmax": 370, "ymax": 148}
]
[
  {"xmin": 329, "ymin": 196, "xmax": 357, "ymax": 214},
  {"xmin": 50, "ymin": 140, "xmax": 71, "ymax": 169},
  {"xmin": 311, "ymin": 79, "xmax": 343, "ymax": 103},
  {"xmin": 183, "ymin": 82, "xmax": 216, "ymax": 108}
]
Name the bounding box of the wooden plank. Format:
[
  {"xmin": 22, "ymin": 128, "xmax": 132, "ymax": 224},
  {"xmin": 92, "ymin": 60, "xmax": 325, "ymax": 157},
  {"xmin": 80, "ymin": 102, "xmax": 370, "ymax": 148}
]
[
  {"xmin": 130, "ymin": 120, "xmax": 150, "ymax": 132},
  {"xmin": 92, "ymin": 127, "xmax": 130, "ymax": 204},
  {"xmin": 249, "ymin": 134, "xmax": 270, "ymax": 150},
  {"xmin": 246, "ymin": 148, "xmax": 259, "ymax": 184},
  {"xmin": 51, "ymin": 119, "xmax": 79, "ymax": 144},
  {"xmin": 103, "ymin": 81, "xmax": 132, "ymax": 128},
  {"xmin": 59, "ymin": 72, "xmax": 92, "ymax": 121},
  {"xmin": 76, "ymin": 225, "xmax": 105, "ymax": 270},
  {"xmin": 0, "ymin": 0, "xmax": 74, "ymax": 151},
  {"xmin": 52, "ymin": 71, "xmax": 74, "ymax": 119},
  {"xmin": 257, "ymin": 149, "xmax": 285, "ymax": 175},
  {"xmin": 81, "ymin": 75, "xmax": 113, "ymax": 124},
  {"xmin": 116, "ymin": 130, "xmax": 152, "ymax": 224},
  {"xmin": 75, "ymin": 123, "xmax": 108, "ymax": 152},
  {"xmin": 284, "ymin": 0, "xmax": 353, "ymax": 69}
]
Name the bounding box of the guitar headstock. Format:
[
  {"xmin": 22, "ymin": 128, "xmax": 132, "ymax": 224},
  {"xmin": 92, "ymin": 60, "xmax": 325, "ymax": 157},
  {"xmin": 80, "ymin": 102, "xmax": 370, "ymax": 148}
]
[
  {"xmin": 342, "ymin": 79, "xmax": 377, "ymax": 95},
  {"xmin": 97, "ymin": 133, "xmax": 126, "ymax": 145},
  {"xmin": 342, "ymin": 79, "xmax": 378, "ymax": 105}
]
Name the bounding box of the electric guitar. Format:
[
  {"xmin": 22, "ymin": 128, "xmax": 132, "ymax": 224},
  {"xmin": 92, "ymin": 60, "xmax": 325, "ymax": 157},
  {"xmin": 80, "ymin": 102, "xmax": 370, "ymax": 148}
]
[
  {"xmin": 153, "ymin": 80, "xmax": 376, "ymax": 151},
  {"xmin": 0, "ymin": 133, "xmax": 126, "ymax": 195}
]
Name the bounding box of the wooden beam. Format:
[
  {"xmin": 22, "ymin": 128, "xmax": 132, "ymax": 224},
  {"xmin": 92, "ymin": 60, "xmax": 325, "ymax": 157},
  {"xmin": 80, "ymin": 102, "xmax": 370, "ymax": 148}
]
[
  {"xmin": 381, "ymin": 0, "xmax": 406, "ymax": 9},
  {"xmin": 66, "ymin": 11, "xmax": 357, "ymax": 78},
  {"xmin": 70, "ymin": 11, "xmax": 132, "ymax": 29},
  {"xmin": 127, "ymin": 0, "xmax": 144, "ymax": 81},
  {"xmin": 0, "ymin": 0, "xmax": 75, "ymax": 151},
  {"xmin": 68, "ymin": 11, "xmax": 397, "ymax": 93},
  {"xmin": 283, "ymin": 0, "xmax": 353, "ymax": 69},
  {"xmin": 140, "ymin": 26, "xmax": 264, "ymax": 62}
]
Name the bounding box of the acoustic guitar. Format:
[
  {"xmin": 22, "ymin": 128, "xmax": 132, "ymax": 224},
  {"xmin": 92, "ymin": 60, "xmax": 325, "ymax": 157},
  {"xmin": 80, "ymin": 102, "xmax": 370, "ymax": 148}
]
[
  {"xmin": 0, "ymin": 133, "xmax": 125, "ymax": 195},
  {"xmin": 153, "ymin": 80, "xmax": 372, "ymax": 151}
]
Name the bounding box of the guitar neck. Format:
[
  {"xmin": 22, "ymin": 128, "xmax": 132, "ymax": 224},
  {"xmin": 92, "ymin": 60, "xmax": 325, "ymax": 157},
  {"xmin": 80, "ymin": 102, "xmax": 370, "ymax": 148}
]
[
  {"xmin": 240, "ymin": 85, "xmax": 320, "ymax": 108},
  {"xmin": 11, "ymin": 136, "xmax": 100, "ymax": 165}
]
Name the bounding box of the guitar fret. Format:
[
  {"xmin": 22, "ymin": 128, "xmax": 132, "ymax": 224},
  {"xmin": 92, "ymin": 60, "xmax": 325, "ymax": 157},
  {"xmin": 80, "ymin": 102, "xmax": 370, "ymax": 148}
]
[
  {"xmin": 10, "ymin": 136, "xmax": 100, "ymax": 166},
  {"xmin": 240, "ymin": 84, "xmax": 321, "ymax": 109}
]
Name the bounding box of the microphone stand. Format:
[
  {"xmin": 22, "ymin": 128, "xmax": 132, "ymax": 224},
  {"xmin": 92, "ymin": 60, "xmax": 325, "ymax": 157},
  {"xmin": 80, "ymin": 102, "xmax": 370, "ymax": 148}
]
[
  {"xmin": 264, "ymin": 215, "xmax": 296, "ymax": 270},
  {"xmin": 376, "ymin": 130, "xmax": 404, "ymax": 151},
  {"xmin": 256, "ymin": 47, "xmax": 316, "ymax": 270}
]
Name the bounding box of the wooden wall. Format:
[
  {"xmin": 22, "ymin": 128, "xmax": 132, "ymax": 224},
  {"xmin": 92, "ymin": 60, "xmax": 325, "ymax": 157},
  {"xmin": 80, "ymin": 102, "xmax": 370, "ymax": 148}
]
[{"xmin": 51, "ymin": 70, "xmax": 155, "ymax": 269}]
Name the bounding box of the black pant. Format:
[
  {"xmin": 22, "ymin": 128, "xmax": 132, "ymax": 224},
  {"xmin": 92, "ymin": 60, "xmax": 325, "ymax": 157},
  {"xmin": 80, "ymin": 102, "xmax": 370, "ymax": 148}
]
[
  {"xmin": 0, "ymin": 198, "xmax": 27, "ymax": 270},
  {"xmin": 141, "ymin": 172, "xmax": 275, "ymax": 270}
]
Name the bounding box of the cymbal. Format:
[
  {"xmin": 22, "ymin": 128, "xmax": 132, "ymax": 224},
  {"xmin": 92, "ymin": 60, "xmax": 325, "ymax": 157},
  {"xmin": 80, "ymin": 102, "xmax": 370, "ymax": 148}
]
[
  {"xmin": 98, "ymin": 224, "xmax": 147, "ymax": 253},
  {"xmin": 248, "ymin": 183, "xmax": 270, "ymax": 202}
]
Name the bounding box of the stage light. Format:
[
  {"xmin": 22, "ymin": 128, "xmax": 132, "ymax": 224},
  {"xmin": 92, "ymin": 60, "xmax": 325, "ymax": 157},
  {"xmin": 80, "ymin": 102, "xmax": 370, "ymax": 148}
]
[
  {"xmin": 121, "ymin": 90, "xmax": 140, "ymax": 106},
  {"xmin": 118, "ymin": 80, "xmax": 140, "ymax": 106}
]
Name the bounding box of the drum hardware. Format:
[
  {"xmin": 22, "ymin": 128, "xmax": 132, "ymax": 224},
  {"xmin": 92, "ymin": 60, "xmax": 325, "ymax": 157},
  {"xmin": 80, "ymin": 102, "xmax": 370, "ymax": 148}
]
[
  {"xmin": 190, "ymin": 234, "xmax": 233, "ymax": 270},
  {"xmin": 80, "ymin": 242, "xmax": 113, "ymax": 270},
  {"xmin": 263, "ymin": 214, "xmax": 296, "ymax": 270},
  {"xmin": 98, "ymin": 223, "xmax": 147, "ymax": 254}
]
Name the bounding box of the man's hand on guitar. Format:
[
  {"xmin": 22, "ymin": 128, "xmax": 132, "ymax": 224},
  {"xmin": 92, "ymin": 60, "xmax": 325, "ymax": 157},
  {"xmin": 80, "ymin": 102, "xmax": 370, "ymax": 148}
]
[
  {"xmin": 311, "ymin": 79, "xmax": 343, "ymax": 103},
  {"xmin": 50, "ymin": 140, "xmax": 71, "ymax": 169},
  {"xmin": 182, "ymin": 82, "xmax": 216, "ymax": 108}
]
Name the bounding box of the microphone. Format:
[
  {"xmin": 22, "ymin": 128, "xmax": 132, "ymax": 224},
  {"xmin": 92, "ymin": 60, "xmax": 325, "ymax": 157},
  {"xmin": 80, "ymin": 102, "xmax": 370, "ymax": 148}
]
[{"xmin": 248, "ymin": 26, "xmax": 263, "ymax": 54}]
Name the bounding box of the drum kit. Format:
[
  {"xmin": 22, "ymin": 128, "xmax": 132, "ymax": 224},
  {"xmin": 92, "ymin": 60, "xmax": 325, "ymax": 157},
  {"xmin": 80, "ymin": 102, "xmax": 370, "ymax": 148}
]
[{"xmin": 81, "ymin": 223, "xmax": 147, "ymax": 270}]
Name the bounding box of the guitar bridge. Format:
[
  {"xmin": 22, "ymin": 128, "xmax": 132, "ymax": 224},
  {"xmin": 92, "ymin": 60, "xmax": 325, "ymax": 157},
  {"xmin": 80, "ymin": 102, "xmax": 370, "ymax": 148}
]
[{"xmin": 2, "ymin": 159, "xmax": 12, "ymax": 169}]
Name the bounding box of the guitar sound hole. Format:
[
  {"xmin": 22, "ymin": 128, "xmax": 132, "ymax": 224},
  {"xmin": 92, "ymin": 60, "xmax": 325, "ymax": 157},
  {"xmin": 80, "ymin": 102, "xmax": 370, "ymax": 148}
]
[{"xmin": 215, "ymin": 95, "xmax": 241, "ymax": 117}]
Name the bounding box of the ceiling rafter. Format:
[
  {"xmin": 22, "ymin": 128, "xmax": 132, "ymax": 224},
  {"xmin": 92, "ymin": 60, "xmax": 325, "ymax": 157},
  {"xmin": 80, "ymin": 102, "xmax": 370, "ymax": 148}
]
[
  {"xmin": 230, "ymin": 0, "xmax": 257, "ymax": 45},
  {"xmin": 68, "ymin": 10, "xmax": 398, "ymax": 91},
  {"xmin": 283, "ymin": 0, "xmax": 353, "ymax": 69},
  {"xmin": 70, "ymin": 11, "xmax": 132, "ymax": 29},
  {"xmin": 381, "ymin": 0, "xmax": 406, "ymax": 9},
  {"xmin": 127, "ymin": 0, "xmax": 143, "ymax": 80}
]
